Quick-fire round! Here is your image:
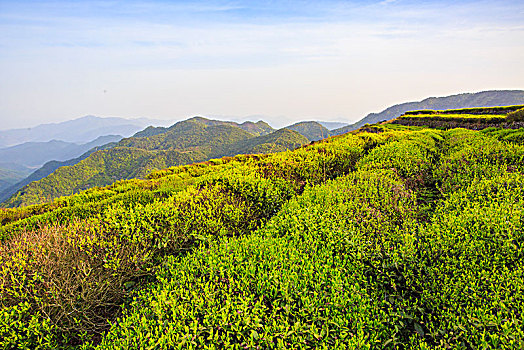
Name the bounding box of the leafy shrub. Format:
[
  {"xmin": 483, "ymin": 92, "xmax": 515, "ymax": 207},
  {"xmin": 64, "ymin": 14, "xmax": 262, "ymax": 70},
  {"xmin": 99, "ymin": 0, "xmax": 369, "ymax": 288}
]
[
  {"xmin": 507, "ymin": 107, "xmax": 524, "ymax": 122},
  {"xmin": 96, "ymin": 168, "xmax": 423, "ymax": 349},
  {"xmin": 3, "ymin": 125, "xmax": 523, "ymax": 349},
  {"xmin": 436, "ymin": 130, "xmax": 524, "ymax": 194},
  {"xmin": 406, "ymin": 172, "xmax": 524, "ymax": 348},
  {"xmin": 503, "ymin": 130, "xmax": 524, "ymax": 144},
  {"xmin": 0, "ymin": 131, "xmax": 374, "ymax": 346},
  {"xmin": 0, "ymin": 174, "xmax": 295, "ymax": 345},
  {"xmin": 357, "ymin": 131, "xmax": 440, "ymax": 189}
]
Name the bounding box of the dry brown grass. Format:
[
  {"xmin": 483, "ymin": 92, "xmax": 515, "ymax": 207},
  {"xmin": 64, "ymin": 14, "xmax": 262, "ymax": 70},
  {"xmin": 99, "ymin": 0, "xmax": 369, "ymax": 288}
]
[{"xmin": 0, "ymin": 221, "xmax": 150, "ymax": 339}]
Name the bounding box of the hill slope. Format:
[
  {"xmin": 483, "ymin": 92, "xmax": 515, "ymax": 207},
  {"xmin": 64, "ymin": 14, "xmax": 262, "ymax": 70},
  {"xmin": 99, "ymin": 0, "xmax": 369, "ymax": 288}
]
[
  {"xmin": 285, "ymin": 121, "xmax": 332, "ymax": 141},
  {"xmin": 0, "ymin": 139, "xmax": 120, "ymax": 204},
  {"xmin": 333, "ymin": 90, "xmax": 524, "ymax": 134},
  {"xmin": 228, "ymin": 128, "xmax": 308, "ymax": 155},
  {"xmin": 1, "ymin": 118, "xmax": 522, "ymax": 349},
  {"xmin": 2, "ymin": 118, "xmax": 306, "ymax": 207}
]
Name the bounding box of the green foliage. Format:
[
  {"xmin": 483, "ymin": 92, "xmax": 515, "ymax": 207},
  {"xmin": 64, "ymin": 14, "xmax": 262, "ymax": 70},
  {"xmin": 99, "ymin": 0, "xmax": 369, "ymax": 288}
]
[
  {"xmin": 399, "ymin": 113, "xmax": 507, "ymax": 124},
  {"xmin": 1, "ymin": 121, "xmax": 523, "ymax": 349},
  {"xmin": 482, "ymin": 127, "xmax": 524, "ymax": 145},
  {"xmin": 407, "ymin": 172, "xmax": 524, "ymax": 348},
  {"xmin": 0, "ymin": 173, "xmax": 295, "ymax": 345},
  {"xmin": 95, "ymin": 132, "xmax": 440, "ymax": 349},
  {"xmin": 2, "ymin": 147, "xmax": 203, "ymax": 208},
  {"xmin": 404, "ymin": 105, "xmax": 524, "ymax": 115},
  {"xmin": 395, "ymin": 105, "xmax": 524, "ymax": 130},
  {"xmin": 435, "ymin": 129, "xmax": 524, "ymax": 194},
  {"xmin": 507, "ymin": 107, "xmax": 524, "ymax": 122},
  {"xmin": 2, "ymin": 118, "xmax": 307, "ymax": 208},
  {"xmin": 227, "ymin": 129, "xmax": 308, "ymax": 155},
  {"xmin": 0, "ymin": 131, "xmax": 369, "ymax": 346}
]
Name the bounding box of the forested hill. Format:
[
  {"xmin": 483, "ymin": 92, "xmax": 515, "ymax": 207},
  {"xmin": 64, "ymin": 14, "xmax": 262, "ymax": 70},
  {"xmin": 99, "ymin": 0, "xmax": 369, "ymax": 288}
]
[
  {"xmin": 1, "ymin": 108, "xmax": 523, "ymax": 348},
  {"xmin": 284, "ymin": 121, "xmax": 332, "ymax": 141},
  {"xmin": 2, "ymin": 117, "xmax": 307, "ymax": 207},
  {"xmin": 0, "ymin": 141, "xmax": 118, "ymax": 205},
  {"xmin": 133, "ymin": 117, "xmax": 273, "ymax": 138},
  {"xmin": 333, "ymin": 89, "xmax": 524, "ymax": 134}
]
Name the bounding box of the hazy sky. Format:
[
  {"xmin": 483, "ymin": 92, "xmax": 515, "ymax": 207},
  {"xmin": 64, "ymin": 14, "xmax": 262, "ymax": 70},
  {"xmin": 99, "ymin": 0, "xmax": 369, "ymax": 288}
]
[{"xmin": 1, "ymin": 0, "xmax": 523, "ymax": 129}]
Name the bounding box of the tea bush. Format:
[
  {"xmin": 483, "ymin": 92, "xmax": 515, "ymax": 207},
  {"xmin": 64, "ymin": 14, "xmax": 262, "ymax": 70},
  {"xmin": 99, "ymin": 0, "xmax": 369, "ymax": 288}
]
[{"xmin": 2, "ymin": 126, "xmax": 523, "ymax": 348}]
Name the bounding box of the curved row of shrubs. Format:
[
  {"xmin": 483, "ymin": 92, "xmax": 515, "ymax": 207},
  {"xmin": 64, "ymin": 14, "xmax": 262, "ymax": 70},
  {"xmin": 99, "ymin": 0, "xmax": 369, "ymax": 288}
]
[
  {"xmin": 2, "ymin": 128, "xmax": 523, "ymax": 348},
  {"xmin": 95, "ymin": 129, "xmax": 523, "ymax": 349},
  {"xmin": 0, "ymin": 131, "xmax": 375, "ymax": 347}
]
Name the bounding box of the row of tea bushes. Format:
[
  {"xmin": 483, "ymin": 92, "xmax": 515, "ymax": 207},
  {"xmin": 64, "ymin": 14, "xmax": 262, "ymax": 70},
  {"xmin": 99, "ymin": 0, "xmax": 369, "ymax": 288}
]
[
  {"xmin": 96, "ymin": 130, "xmax": 523, "ymax": 349},
  {"xmin": 0, "ymin": 131, "xmax": 380, "ymax": 347},
  {"xmin": 95, "ymin": 132, "xmax": 442, "ymax": 349}
]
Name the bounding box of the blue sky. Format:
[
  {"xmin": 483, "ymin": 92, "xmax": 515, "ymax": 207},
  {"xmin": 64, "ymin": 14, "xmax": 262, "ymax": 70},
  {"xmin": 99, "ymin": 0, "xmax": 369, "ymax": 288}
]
[{"xmin": 1, "ymin": 0, "xmax": 523, "ymax": 128}]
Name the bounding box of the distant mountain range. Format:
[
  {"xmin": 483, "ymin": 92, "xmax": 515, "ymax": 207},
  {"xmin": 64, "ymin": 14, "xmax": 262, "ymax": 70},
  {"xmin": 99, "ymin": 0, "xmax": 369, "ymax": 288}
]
[
  {"xmin": 0, "ymin": 141, "xmax": 118, "ymax": 204},
  {"xmin": 0, "ymin": 135, "xmax": 123, "ymax": 198},
  {"xmin": 0, "ymin": 168, "xmax": 28, "ymax": 193},
  {"xmin": 2, "ymin": 117, "xmax": 309, "ymax": 207},
  {"xmin": 2, "ymin": 89, "xmax": 523, "ymax": 207},
  {"xmin": 0, "ymin": 135, "xmax": 123, "ymax": 169},
  {"xmin": 0, "ymin": 115, "xmax": 170, "ymax": 148},
  {"xmin": 332, "ymin": 90, "xmax": 524, "ymax": 134}
]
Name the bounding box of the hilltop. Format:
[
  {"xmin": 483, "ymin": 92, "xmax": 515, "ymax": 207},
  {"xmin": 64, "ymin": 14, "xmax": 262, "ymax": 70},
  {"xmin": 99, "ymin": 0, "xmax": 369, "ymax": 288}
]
[
  {"xmin": 1, "ymin": 106, "xmax": 523, "ymax": 348},
  {"xmin": 2, "ymin": 117, "xmax": 308, "ymax": 207},
  {"xmin": 284, "ymin": 121, "xmax": 332, "ymax": 141}
]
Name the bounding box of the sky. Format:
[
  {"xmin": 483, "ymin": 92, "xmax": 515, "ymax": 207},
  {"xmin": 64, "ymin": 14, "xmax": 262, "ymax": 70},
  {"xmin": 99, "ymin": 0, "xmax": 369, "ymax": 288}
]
[{"xmin": 0, "ymin": 0, "xmax": 523, "ymax": 129}]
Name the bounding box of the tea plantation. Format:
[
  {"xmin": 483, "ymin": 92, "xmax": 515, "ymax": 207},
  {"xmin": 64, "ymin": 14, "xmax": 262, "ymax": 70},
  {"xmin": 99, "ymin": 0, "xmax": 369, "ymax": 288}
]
[{"xmin": 1, "ymin": 109, "xmax": 523, "ymax": 348}]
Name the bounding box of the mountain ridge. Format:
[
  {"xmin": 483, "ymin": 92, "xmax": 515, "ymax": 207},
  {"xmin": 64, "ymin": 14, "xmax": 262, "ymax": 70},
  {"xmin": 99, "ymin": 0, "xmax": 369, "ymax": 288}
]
[
  {"xmin": 333, "ymin": 90, "xmax": 524, "ymax": 134},
  {"xmin": 0, "ymin": 115, "xmax": 171, "ymax": 148},
  {"xmin": 2, "ymin": 117, "xmax": 308, "ymax": 207},
  {"xmin": 0, "ymin": 135, "xmax": 123, "ymax": 169}
]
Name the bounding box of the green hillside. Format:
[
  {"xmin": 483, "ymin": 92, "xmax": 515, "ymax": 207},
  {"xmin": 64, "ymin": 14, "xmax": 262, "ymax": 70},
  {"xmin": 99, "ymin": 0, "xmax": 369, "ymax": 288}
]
[
  {"xmin": 391, "ymin": 105, "xmax": 524, "ymax": 130},
  {"xmin": 333, "ymin": 90, "xmax": 524, "ymax": 134},
  {"xmin": 285, "ymin": 121, "xmax": 332, "ymax": 141},
  {"xmin": 228, "ymin": 128, "xmax": 308, "ymax": 155},
  {"xmin": 2, "ymin": 118, "xmax": 306, "ymax": 207},
  {"xmin": 1, "ymin": 109, "xmax": 523, "ymax": 348},
  {"xmin": 118, "ymin": 119, "xmax": 253, "ymax": 155},
  {"xmin": 0, "ymin": 168, "xmax": 28, "ymax": 192},
  {"xmin": 3, "ymin": 147, "xmax": 202, "ymax": 208},
  {"xmin": 0, "ymin": 143, "xmax": 110, "ymax": 205},
  {"xmin": 132, "ymin": 118, "xmax": 273, "ymax": 139}
]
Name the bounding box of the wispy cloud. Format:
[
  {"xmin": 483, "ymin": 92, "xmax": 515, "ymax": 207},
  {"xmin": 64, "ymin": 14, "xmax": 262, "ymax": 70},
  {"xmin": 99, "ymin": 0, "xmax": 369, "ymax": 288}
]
[{"xmin": 0, "ymin": 0, "xmax": 523, "ymax": 128}]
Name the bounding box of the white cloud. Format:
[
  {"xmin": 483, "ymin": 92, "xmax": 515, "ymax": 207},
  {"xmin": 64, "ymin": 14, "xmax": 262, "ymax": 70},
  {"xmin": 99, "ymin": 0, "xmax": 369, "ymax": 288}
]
[{"xmin": 0, "ymin": 0, "xmax": 523, "ymax": 128}]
